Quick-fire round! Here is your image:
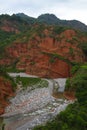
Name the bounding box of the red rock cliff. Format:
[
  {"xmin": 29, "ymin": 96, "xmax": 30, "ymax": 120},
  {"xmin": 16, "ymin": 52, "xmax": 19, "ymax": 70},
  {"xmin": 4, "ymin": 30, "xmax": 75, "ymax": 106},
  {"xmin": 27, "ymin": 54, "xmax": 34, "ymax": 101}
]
[
  {"xmin": 0, "ymin": 77, "xmax": 14, "ymax": 115},
  {"xmin": 0, "ymin": 27, "xmax": 87, "ymax": 78}
]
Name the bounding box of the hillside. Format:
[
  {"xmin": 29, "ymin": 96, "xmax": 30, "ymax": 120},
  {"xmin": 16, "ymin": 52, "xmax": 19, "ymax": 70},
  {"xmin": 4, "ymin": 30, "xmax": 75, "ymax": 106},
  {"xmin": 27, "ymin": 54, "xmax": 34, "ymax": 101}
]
[
  {"xmin": 16, "ymin": 13, "xmax": 36, "ymax": 24},
  {"xmin": 0, "ymin": 13, "xmax": 87, "ymax": 78},
  {"xmin": 0, "ymin": 68, "xmax": 16, "ymax": 114},
  {"xmin": 0, "ymin": 22, "xmax": 87, "ymax": 78},
  {"xmin": 37, "ymin": 13, "xmax": 60, "ymax": 24},
  {"xmin": 0, "ymin": 14, "xmax": 30, "ymax": 33}
]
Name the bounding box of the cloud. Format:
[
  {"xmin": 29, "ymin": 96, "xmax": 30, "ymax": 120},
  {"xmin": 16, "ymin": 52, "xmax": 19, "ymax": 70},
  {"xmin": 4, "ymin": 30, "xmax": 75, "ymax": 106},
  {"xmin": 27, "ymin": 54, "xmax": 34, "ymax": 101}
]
[{"xmin": 0, "ymin": 0, "xmax": 87, "ymax": 24}]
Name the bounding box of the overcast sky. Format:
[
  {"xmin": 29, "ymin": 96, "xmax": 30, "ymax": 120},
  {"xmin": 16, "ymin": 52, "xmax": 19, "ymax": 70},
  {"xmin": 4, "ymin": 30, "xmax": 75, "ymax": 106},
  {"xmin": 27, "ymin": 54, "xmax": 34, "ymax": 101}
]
[{"xmin": 0, "ymin": 0, "xmax": 87, "ymax": 25}]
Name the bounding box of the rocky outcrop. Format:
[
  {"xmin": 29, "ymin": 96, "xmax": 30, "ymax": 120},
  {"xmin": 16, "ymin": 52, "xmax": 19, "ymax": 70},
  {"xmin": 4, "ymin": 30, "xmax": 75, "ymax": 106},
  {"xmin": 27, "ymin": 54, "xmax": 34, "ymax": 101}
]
[
  {"xmin": 0, "ymin": 28, "xmax": 87, "ymax": 78},
  {"xmin": 0, "ymin": 77, "xmax": 14, "ymax": 115},
  {"xmin": 64, "ymin": 91, "xmax": 76, "ymax": 101},
  {"xmin": 1, "ymin": 26, "xmax": 19, "ymax": 33}
]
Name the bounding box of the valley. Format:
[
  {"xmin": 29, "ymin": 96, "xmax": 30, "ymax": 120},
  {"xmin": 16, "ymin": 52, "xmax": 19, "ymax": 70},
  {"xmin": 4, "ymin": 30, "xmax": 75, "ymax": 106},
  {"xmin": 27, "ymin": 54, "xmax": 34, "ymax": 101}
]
[
  {"xmin": 0, "ymin": 73, "xmax": 71, "ymax": 130},
  {"xmin": 0, "ymin": 13, "xmax": 87, "ymax": 130}
]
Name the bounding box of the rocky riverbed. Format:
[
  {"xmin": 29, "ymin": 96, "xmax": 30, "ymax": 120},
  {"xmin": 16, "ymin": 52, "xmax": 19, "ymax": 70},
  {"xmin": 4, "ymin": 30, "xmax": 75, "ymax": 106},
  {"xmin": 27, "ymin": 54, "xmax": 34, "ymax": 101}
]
[{"xmin": 0, "ymin": 73, "xmax": 73, "ymax": 130}]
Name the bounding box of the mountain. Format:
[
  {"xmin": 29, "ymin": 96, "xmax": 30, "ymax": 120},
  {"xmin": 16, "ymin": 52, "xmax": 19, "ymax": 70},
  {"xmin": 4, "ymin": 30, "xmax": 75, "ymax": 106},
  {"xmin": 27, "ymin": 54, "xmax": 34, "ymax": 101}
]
[
  {"xmin": 0, "ymin": 13, "xmax": 87, "ymax": 115},
  {"xmin": 0, "ymin": 22, "xmax": 87, "ymax": 78},
  {"xmin": 37, "ymin": 13, "xmax": 60, "ymax": 24},
  {"xmin": 0, "ymin": 14, "xmax": 31, "ymax": 55},
  {"xmin": 16, "ymin": 13, "xmax": 87, "ymax": 32},
  {"xmin": 0, "ymin": 14, "xmax": 30, "ymax": 33},
  {"xmin": 37, "ymin": 13, "xmax": 87, "ymax": 32},
  {"xmin": 0, "ymin": 13, "xmax": 87, "ymax": 130},
  {"xmin": 0, "ymin": 13, "xmax": 87, "ymax": 32},
  {"xmin": 0, "ymin": 13, "xmax": 87, "ymax": 78},
  {"xmin": 16, "ymin": 13, "xmax": 36, "ymax": 24},
  {"xmin": 61, "ymin": 19, "xmax": 87, "ymax": 32}
]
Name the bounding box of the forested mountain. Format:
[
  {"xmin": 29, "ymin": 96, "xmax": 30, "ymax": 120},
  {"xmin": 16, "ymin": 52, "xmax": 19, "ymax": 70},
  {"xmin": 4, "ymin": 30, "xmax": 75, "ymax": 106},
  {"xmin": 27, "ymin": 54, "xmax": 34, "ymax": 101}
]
[{"xmin": 16, "ymin": 13, "xmax": 87, "ymax": 32}]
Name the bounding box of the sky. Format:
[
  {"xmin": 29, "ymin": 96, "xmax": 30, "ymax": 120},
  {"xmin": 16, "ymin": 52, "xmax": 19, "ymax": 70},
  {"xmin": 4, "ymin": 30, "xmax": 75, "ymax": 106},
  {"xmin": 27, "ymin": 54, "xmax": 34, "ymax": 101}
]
[{"xmin": 0, "ymin": 0, "xmax": 87, "ymax": 25}]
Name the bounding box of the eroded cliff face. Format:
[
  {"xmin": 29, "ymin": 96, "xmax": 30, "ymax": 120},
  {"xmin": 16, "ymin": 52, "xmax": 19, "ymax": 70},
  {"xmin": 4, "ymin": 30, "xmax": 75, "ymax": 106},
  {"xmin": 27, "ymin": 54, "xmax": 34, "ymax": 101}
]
[
  {"xmin": 0, "ymin": 77, "xmax": 14, "ymax": 115},
  {"xmin": 1, "ymin": 25, "xmax": 19, "ymax": 33},
  {"xmin": 0, "ymin": 20, "xmax": 20, "ymax": 33},
  {"xmin": 0, "ymin": 28, "xmax": 86, "ymax": 78}
]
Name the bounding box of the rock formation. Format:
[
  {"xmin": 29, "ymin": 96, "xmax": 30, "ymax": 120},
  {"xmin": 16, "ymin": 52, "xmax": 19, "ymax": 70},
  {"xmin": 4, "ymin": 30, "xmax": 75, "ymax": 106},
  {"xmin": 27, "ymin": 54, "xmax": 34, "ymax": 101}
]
[
  {"xmin": 0, "ymin": 26, "xmax": 86, "ymax": 78},
  {"xmin": 0, "ymin": 77, "xmax": 14, "ymax": 114}
]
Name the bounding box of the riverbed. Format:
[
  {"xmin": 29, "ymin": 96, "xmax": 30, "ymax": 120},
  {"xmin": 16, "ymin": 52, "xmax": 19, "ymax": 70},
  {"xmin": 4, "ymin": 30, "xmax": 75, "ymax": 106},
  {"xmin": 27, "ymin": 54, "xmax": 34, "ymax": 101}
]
[{"xmin": 0, "ymin": 73, "xmax": 72, "ymax": 130}]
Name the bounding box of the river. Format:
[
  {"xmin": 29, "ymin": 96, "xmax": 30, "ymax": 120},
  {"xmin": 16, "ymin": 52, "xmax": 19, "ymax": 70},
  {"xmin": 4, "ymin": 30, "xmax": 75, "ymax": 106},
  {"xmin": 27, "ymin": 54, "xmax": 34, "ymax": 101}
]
[{"xmin": 0, "ymin": 73, "xmax": 72, "ymax": 130}]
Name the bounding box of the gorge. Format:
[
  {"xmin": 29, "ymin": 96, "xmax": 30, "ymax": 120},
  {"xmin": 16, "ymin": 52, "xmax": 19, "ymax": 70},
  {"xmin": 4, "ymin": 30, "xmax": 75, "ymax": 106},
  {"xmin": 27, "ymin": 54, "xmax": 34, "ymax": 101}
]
[{"xmin": 0, "ymin": 13, "xmax": 87, "ymax": 130}]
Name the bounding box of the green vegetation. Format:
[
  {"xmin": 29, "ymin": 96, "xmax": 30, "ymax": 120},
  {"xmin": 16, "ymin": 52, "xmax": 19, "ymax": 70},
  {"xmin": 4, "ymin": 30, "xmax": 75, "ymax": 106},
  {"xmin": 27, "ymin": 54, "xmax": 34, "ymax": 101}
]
[
  {"xmin": 33, "ymin": 64, "xmax": 87, "ymax": 130},
  {"xmin": 72, "ymin": 36, "xmax": 78, "ymax": 41},
  {"xmin": 0, "ymin": 14, "xmax": 31, "ymax": 56},
  {"xmin": 0, "ymin": 66, "xmax": 17, "ymax": 90},
  {"xmin": 0, "ymin": 14, "xmax": 30, "ymax": 31},
  {"xmin": 65, "ymin": 78, "xmax": 71, "ymax": 90},
  {"xmin": 53, "ymin": 26, "xmax": 66, "ymax": 35},
  {"xmin": 71, "ymin": 65, "xmax": 87, "ymax": 106},
  {"xmin": 0, "ymin": 30, "xmax": 14, "ymax": 42},
  {"xmin": 37, "ymin": 14, "xmax": 59, "ymax": 24},
  {"xmin": 0, "ymin": 30, "xmax": 15, "ymax": 56},
  {"xmin": 0, "ymin": 66, "xmax": 48, "ymax": 90},
  {"xmin": 66, "ymin": 36, "xmax": 79, "ymax": 44},
  {"xmin": 0, "ymin": 118, "xmax": 3, "ymax": 129},
  {"xmin": 79, "ymin": 42, "xmax": 87, "ymax": 56},
  {"xmin": 2, "ymin": 123, "xmax": 5, "ymax": 130},
  {"xmin": 49, "ymin": 26, "xmax": 67, "ymax": 39},
  {"xmin": 16, "ymin": 76, "xmax": 41, "ymax": 88},
  {"xmin": 16, "ymin": 76, "xmax": 48, "ymax": 89},
  {"xmin": 66, "ymin": 63, "xmax": 87, "ymax": 91},
  {"xmin": 81, "ymin": 64, "xmax": 87, "ymax": 69},
  {"xmin": 6, "ymin": 67, "xmax": 24, "ymax": 73},
  {"xmin": 43, "ymin": 51, "xmax": 78, "ymax": 65},
  {"xmin": 5, "ymin": 58, "xmax": 25, "ymax": 72},
  {"xmin": 71, "ymin": 64, "xmax": 80, "ymax": 75},
  {"xmin": 13, "ymin": 23, "xmax": 46, "ymax": 43},
  {"xmin": 16, "ymin": 13, "xmax": 35, "ymax": 24},
  {"xmin": 35, "ymin": 24, "xmax": 46, "ymax": 37},
  {"xmin": 69, "ymin": 47, "xmax": 74, "ymax": 55}
]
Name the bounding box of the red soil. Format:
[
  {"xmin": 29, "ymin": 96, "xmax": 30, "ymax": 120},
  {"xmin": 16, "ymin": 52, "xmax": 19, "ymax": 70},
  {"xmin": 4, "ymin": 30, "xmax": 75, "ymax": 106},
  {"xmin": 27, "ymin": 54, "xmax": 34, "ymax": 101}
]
[{"xmin": 0, "ymin": 77, "xmax": 14, "ymax": 115}]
